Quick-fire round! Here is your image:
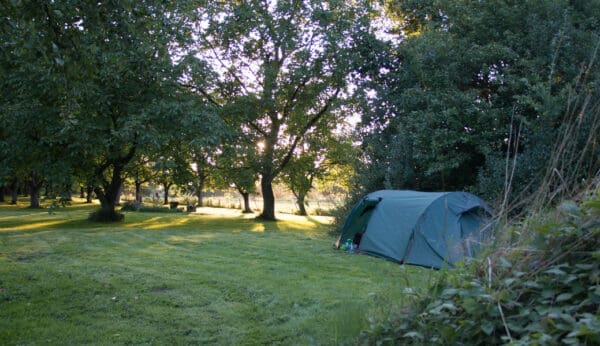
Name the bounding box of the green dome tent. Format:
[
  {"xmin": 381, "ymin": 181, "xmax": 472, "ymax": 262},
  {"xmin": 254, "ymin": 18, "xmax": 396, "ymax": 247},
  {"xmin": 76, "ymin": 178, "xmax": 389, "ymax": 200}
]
[{"xmin": 337, "ymin": 190, "xmax": 493, "ymax": 269}]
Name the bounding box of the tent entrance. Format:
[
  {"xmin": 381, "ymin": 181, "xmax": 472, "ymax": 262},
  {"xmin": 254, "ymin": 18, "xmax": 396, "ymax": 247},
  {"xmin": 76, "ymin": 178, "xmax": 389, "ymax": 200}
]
[{"xmin": 338, "ymin": 197, "xmax": 381, "ymax": 248}]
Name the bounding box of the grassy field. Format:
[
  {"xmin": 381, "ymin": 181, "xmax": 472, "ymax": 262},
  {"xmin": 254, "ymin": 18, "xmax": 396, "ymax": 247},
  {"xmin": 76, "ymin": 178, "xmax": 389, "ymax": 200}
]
[{"xmin": 0, "ymin": 200, "xmax": 436, "ymax": 345}]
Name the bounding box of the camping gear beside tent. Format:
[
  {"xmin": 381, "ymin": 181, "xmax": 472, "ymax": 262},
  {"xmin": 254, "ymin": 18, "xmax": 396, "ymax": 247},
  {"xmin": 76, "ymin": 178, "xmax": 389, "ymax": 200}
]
[{"xmin": 337, "ymin": 190, "xmax": 493, "ymax": 269}]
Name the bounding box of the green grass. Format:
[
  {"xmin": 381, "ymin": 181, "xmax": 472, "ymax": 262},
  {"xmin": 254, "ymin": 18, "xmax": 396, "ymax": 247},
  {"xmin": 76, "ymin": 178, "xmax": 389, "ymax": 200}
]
[{"xmin": 0, "ymin": 200, "xmax": 435, "ymax": 345}]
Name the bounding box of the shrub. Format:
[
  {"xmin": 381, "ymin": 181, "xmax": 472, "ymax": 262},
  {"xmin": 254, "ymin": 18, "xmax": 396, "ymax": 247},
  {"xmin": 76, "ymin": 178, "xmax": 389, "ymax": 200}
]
[
  {"xmin": 88, "ymin": 208, "xmax": 125, "ymax": 222},
  {"xmin": 120, "ymin": 200, "xmax": 140, "ymax": 211}
]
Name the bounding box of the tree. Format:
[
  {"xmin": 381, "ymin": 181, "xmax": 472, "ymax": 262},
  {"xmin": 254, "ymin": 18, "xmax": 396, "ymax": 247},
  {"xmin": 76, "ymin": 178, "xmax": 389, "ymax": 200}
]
[
  {"xmin": 178, "ymin": 98, "xmax": 228, "ymax": 208},
  {"xmin": 126, "ymin": 156, "xmax": 154, "ymax": 204},
  {"xmin": 281, "ymin": 123, "xmax": 355, "ymax": 215},
  {"xmin": 191, "ymin": 0, "xmax": 376, "ymax": 220},
  {"xmin": 282, "ymin": 153, "xmax": 317, "ymax": 216},
  {"xmin": 216, "ymin": 138, "xmax": 260, "ymax": 214},
  {"xmin": 187, "ymin": 149, "xmax": 216, "ymax": 207},
  {"xmin": 0, "ymin": 1, "xmax": 75, "ymax": 208},
  {"xmin": 1, "ymin": 1, "xmax": 219, "ymax": 220},
  {"xmin": 152, "ymin": 153, "xmax": 192, "ymax": 206}
]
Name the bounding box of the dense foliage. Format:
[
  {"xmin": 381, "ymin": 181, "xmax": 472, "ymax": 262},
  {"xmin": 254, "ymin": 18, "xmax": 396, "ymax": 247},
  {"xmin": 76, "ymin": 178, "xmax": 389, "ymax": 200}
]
[
  {"xmin": 361, "ymin": 190, "xmax": 600, "ymax": 345},
  {"xmin": 352, "ymin": 0, "xmax": 600, "ymax": 210}
]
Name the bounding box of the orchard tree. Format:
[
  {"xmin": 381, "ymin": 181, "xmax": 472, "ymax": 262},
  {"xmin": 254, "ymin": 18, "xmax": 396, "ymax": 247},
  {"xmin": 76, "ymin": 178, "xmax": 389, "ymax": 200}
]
[
  {"xmin": 191, "ymin": 0, "xmax": 377, "ymax": 220},
  {"xmin": 187, "ymin": 149, "xmax": 217, "ymax": 207},
  {"xmin": 216, "ymin": 137, "xmax": 261, "ymax": 214},
  {"xmin": 0, "ymin": 1, "xmax": 77, "ymax": 208},
  {"xmin": 179, "ymin": 99, "xmax": 229, "ymax": 207},
  {"xmin": 2, "ymin": 1, "xmax": 219, "ymax": 220},
  {"xmin": 126, "ymin": 156, "xmax": 154, "ymax": 204},
  {"xmin": 152, "ymin": 152, "xmax": 194, "ymax": 206},
  {"xmin": 281, "ymin": 122, "xmax": 355, "ymax": 216},
  {"xmin": 282, "ymin": 153, "xmax": 318, "ymax": 216}
]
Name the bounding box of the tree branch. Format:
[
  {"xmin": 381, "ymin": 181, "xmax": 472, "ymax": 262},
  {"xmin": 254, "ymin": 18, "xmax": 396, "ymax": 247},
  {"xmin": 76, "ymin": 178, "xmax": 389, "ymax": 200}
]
[
  {"xmin": 248, "ymin": 121, "xmax": 268, "ymax": 138},
  {"xmin": 181, "ymin": 83, "xmax": 222, "ymax": 108},
  {"xmin": 274, "ymin": 88, "xmax": 340, "ymax": 176},
  {"xmin": 202, "ymin": 37, "xmax": 251, "ymax": 96},
  {"xmin": 282, "ymin": 74, "xmax": 311, "ymax": 120}
]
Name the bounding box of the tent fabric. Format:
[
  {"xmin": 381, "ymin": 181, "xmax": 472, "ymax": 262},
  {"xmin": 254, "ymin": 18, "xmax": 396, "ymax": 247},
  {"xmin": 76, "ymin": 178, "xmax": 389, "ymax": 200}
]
[{"xmin": 338, "ymin": 190, "xmax": 493, "ymax": 269}]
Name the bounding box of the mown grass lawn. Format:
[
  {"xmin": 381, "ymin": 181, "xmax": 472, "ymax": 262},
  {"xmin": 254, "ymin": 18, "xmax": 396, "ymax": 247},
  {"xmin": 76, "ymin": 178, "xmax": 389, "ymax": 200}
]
[{"xmin": 0, "ymin": 201, "xmax": 436, "ymax": 345}]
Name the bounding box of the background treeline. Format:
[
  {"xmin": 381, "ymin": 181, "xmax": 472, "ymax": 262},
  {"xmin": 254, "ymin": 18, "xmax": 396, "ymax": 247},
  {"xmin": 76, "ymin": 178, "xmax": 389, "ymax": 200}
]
[
  {"xmin": 0, "ymin": 0, "xmax": 360, "ymax": 221},
  {"xmin": 1, "ymin": 0, "xmax": 599, "ymax": 223}
]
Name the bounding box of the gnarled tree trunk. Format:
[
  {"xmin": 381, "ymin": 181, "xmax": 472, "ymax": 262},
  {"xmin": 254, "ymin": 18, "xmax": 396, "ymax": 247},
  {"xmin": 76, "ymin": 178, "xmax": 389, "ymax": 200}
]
[
  {"xmin": 90, "ymin": 148, "xmax": 134, "ymax": 221},
  {"xmin": 295, "ymin": 192, "xmax": 307, "ymax": 216},
  {"xmin": 162, "ymin": 182, "xmax": 172, "ymax": 205},
  {"xmin": 86, "ymin": 185, "xmax": 94, "ymax": 203},
  {"xmin": 135, "ymin": 181, "xmax": 143, "ymax": 204},
  {"xmin": 10, "ymin": 181, "xmax": 18, "ymax": 204},
  {"xmin": 240, "ymin": 191, "xmax": 252, "ymax": 213},
  {"xmin": 29, "ymin": 175, "xmax": 42, "ymax": 208},
  {"xmin": 259, "ymin": 174, "xmax": 276, "ymax": 220}
]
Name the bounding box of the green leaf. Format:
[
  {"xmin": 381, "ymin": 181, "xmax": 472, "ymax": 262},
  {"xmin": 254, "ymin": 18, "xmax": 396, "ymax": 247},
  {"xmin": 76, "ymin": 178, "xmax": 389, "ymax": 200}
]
[
  {"xmin": 498, "ymin": 257, "xmax": 512, "ymax": 267},
  {"xmin": 524, "ymin": 281, "xmax": 542, "ymax": 288},
  {"xmin": 441, "ymin": 288, "xmax": 459, "ymax": 296},
  {"xmin": 481, "ymin": 321, "xmax": 494, "ymax": 335},
  {"xmin": 556, "ymin": 293, "xmax": 574, "ymax": 302},
  {"xmin": 403, "ymin": 331, "xmax": 423, "ymax": 339},
  {"xmin": 541, "ymin": 289, "xmax": 555, "ymax": 299},
  {"xmin": 544, "ymin": 267, "xmax": 567, "ymax": 276}
]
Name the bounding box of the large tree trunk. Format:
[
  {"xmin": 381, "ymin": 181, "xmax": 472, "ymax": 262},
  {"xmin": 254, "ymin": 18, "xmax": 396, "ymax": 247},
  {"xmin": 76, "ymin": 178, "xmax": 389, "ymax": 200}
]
[
  {"xmin": 296, "ymin": 192, "xmax": 307, "ymax": 216},
  {"xmin": 163, "ymin": 182, "xmax": 172, "ymax": 205},
  {"xmin": 80, "ymin": 186, "xmax": 85, "ymax": 198},
  {"xmin": 193, "ymin": 164, "xmax": 207, "ymax": 207},
  {"xmin": 239, "ymin": 190, "xmax": 252, "ymax": 213},
  {"xmin": 259, "ymin": 175, "xmax": 276, "ymax": 220},
  {"xmin": 114, "ymin": 182, "xmax": 123, "ymax": 206},
  {"xmin": 194, "ymin": 174, "xmax": 205, "ymax": 207},
  {"xmin": 195, "ymin": 187, "xmax": 204, "ymax": 207},
  {"xmin": 94, "ymin": 185, "xmax": 118, "ymax": 216},
  {"xmin": 29, "ymin": 175, "xmax": 42, "ymax": 208},
  {"xmin": 135, "ymin": 181, "xmax": 143, "ymax": 204},
  {"xmin": 10, "ymin": 179, "xmax": 18, "ymax": 204},
  {"xmin": 0, "ymin": 186, "xmax": 4, "ymax": 203},
  {"xmin": 91, "ymin": 162, "xmax": 128, "ymax": 222},
  {"xmin": 86, "ymin": 185, "xmax": 94, "ymax": 203},
  {"xmin": 63, "ymin": 183, "xmax": 73, "ymax": 201}
]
